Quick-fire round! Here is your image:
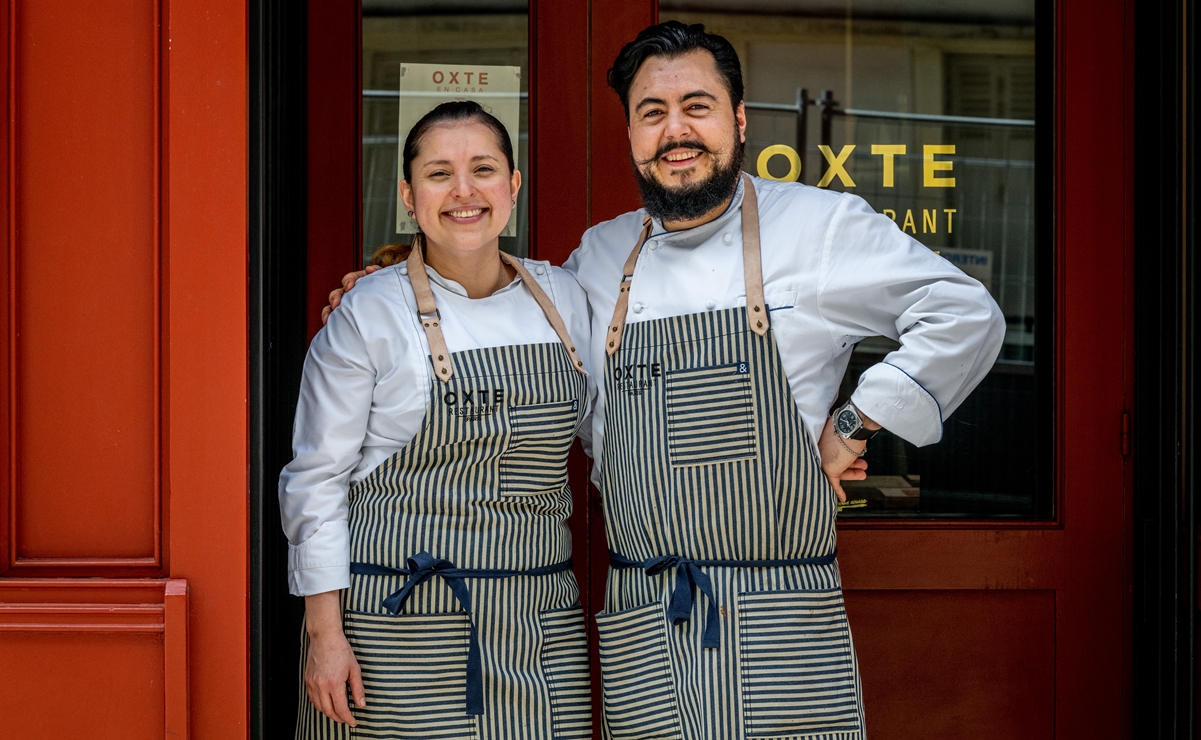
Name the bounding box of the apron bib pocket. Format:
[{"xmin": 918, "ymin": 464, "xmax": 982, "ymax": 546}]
[
  {"xmin": 595, "ymin": 602, "xmax": 682, "ymax": 740},
  {"xmin": 500, "ymin": 400, "xmax": 579, "ymax": 496},
  {"xmin": 664, "ymin": 364, "xmax": 758, "ymax": 467},
  {"xmin": 539, "ymin": 606, "xmax": 592, "ymax": 740},
  {"xmin": 737, "ymin": 589, "xmax": 862, "ymax": 738},
  {"xmin": 344, "ymin": 610, "xmax": 479, "ymax": 740}
]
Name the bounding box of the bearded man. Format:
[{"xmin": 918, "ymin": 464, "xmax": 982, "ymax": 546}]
[
  {"xmin": 327, "ymin": 20, "xmax": 1004, "ymax": 740},
  {"xmin": 562, "ymin": 21, "xmax": 1003, "ymax": 740}
]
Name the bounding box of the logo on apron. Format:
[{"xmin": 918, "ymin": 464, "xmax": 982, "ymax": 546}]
[{"xmin": 611, "ymin": 362, "xmax": 663, "ymax": 396}]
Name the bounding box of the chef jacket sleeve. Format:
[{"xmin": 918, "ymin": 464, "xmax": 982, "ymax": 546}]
[
  {"xmin": 817, "ymin": 193, "xmax": 1006, "ymax": 446},
  {"xmin": 278, "ymin": 300, "xmax": 378, "ymax": 597}
]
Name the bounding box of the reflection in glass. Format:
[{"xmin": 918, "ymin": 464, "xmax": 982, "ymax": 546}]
[
  {"xmin": 362, "ymin": 1, "xmax": 529, "ymax": 264},
  {"xmin": 661, "ymin": 1, "xmax": 1048, "ymax": 518}
]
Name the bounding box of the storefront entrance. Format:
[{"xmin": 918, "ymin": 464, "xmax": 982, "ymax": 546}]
[{"xmin": 278, "ymin": 0, "xmax": 1133, "ymax": 737}]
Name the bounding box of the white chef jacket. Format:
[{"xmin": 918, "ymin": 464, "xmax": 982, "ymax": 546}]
[
  {"xmin": 563, "ymin": 175, "xmax": 1006, "ymax": 487},
  {"xmin": 279, "ymin": 259, "xmax": 595, "ymax": 597}
]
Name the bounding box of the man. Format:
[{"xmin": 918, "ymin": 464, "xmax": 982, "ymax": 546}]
[{"xmin": 330, "ymin": 21, "xmax": 1003, "ymax": 739}]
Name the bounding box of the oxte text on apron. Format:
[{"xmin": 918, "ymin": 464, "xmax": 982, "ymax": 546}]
[
  {"xmin": 596, "ymin": 175, "xmax": 866, "ymax": 740},
  {"xmin": 297, "ymin": 244, "xmax": 592, "ymax": 740}
]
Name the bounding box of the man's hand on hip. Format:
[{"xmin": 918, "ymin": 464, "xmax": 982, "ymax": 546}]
[{"xmin": 818, "ymin": 415, "xmax": 870, "ymax": 502}]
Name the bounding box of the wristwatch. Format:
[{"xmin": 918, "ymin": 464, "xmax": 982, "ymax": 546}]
[{"xmin": 833, "ymin": 401, "xmax": 881, "ymax": 441}]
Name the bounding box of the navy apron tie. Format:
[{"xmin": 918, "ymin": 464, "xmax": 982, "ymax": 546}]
[
  {"xmin": 609, "ymin": 550, "xmax": 838, "ymax": 649},
  {"xmin": 351, "ymin": 553, "xmax": 573, "ymax": 716}
]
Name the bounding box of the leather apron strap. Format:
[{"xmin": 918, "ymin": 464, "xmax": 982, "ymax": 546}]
[
  {"xmin": 605, "ymin": 173, "xmax": 767, "ymax": 358},
  {"xmin": 406, "ymin": 235, "xmax": 456, "ymax": 382},
  {"xmin": 605, "ymin": 216, "xmax": 652, "ymax": 356},
  {"xmin": 407, "ymin": 236, "xmax": 588, "ymax": 383},
  {"xmin": 499, "ymin": 252, "xmax": 588, "ymax": 375}
]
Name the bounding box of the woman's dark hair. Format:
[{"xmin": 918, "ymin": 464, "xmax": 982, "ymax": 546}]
[
  {"xmin": 401, "ymin": 100, "xmax": 515, "ymax": 181},
  {"xmin": 607, "ymin": 21, "xmax": 744, "ymax": 121}
]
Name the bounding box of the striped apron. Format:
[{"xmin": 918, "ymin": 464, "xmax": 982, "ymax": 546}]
[
  {"xmin": 297, "ymin": 244, "xmax": 592, "ymax": 740},
  {"xmin": 596, "ymin": 175, "xmax": 866, "ymax": 740}
]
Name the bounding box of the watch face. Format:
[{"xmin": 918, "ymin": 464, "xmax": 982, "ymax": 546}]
[{"xmin": 835, "ymin": 407, "xmax": 859, "ymax": 436}]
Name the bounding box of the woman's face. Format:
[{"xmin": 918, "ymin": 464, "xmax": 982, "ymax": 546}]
[{"xmin": 400, "ymin": 120, "xmax": 521, "ymax": 256}]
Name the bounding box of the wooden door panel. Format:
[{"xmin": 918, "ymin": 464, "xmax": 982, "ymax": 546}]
[
  {"xmin": 0, "ymin": 579, "xmax": 189, "ymax": 737},
  {"xmin": 845, "ymin": 589, "xmax": 1055, "ymax": 740},
  {"xmin": 0, "ymin": 632, "xmax": 166, "ymax": 736},
  {"xmin": 5, "ymin": 0, "xmax": 163, "ymax": 569}
]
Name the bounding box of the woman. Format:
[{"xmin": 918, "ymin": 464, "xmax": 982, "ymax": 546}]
[{"xmin": 280, "ymin": 101, "xmax": 594, "ymax": 739}]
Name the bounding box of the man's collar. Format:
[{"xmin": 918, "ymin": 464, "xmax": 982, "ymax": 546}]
[{"xmin": 648, "ymin": 175, "xmax": 745, "ymax": 249}]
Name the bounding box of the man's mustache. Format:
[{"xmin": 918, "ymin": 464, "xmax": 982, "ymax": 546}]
[{"xmin": 633, "ymin": 140, "xmax": 714, "ymax": 167}]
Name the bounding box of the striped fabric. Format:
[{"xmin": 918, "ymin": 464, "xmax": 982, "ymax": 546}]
[
  {"xmin": 664, "ymin": 363, "xmax": 757, "ymax": 467},
  {"xmin": 738, "ymin": 591, "xmax": 860, "ymax": 738},
  {"xmin": 595, "ymin": 602, "xmax": 682, "ymax": 740},
  {"xmin": 296, "ymin": 341, "xmax": 591, "ymax": 740},
  {"xmin": 598, "ymin": 308, "xmax": 865, "ymax": 740}
]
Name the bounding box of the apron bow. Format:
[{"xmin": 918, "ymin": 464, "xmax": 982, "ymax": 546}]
[
  {"xmin": 366, "ymin": 552, "xmax": 485, "ymax": 716},
  {"xmin": 644, "ymin": 555, "xmax": 721, "ymax": 649}
]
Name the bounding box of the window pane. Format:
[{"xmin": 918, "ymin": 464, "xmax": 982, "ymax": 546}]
[
  {"xmin": 660, "ymin": 1, "xmax": 1051, "ymax": 519},
  {"xmin": 362, "ymin": 2, "xmax": 529, "ymax": 264}
]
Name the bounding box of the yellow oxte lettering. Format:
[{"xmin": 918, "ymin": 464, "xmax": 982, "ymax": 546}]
[
  {"xmin": 871, "ymin": 144, "xmax": 906, "ymax": 187},
  {"xmin": 817, "ymin": 144, "xmax": 856, "ymax": 188},
  {"xmin": 924, "ymin": 144, "xmax": 956, "ymax": 187},
  {"xmin": 756, "ymin": 144, "xmax": 802, "ymax": 182}
]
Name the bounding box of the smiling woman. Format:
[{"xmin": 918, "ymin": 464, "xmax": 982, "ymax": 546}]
[
  {"xmin": 399, "ymin": 106, "xmax": 522, "ymax": 296},
  {"xmin": 282, "ymin": 100, "xmax": 595, "ymax": 737}
]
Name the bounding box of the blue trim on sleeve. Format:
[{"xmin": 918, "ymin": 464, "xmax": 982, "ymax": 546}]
[{"xmin": 880, "ymin": 361, "xmax": 944, "ymax": 443}]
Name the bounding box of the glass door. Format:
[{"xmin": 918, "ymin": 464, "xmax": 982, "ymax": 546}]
[{"xmin": 361, "ymin": 2, "xmax": 531, "ymax": 261}]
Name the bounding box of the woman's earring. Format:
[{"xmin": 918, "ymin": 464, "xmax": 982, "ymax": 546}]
[
  {"xmin": 407, "ymin": 210, "xmax": 414, "ymax": 217},
  {"xmin": 511, "ymin": 200, "xmax": 516, "ymax": 207}
]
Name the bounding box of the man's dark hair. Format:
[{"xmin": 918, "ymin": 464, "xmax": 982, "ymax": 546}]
[
  {"xmin": 607, "ymin": 21, "xmax": 744, "ymax": 121},
  {"xmin": 402, "ymin": 100, "xmax": 515, "ymax": 182}
]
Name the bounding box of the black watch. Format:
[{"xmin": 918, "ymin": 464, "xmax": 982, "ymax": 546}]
[{"xmin": 834, "ymin": 401, "xmax": 880, "ymax": 441}]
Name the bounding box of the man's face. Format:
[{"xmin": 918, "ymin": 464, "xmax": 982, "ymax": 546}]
[{"xmin": 627, "ymin": 49, "xmax": 747, "ymax": 196}]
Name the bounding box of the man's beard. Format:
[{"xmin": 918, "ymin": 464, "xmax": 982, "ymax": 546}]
[{"xmin": 633, "ymin": 134, "xmax": 745, "ymax": 224}]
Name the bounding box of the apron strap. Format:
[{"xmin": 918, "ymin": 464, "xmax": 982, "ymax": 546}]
[
  {"xmin": 406, "ymin": 236, "xmax": 456, "ymax": 383},
  {"xmin": 605, "ymin": 174, "xmax": 768, "ymax": 357},
  {"xmin": 740, "ymin": 173, "xmax": 769, "ymax": 336},
  {"xmin": 499, "ymin": 253, "xmax": 588, "ymax": 376},
  {"xmin": 605, "ymin": 216, "xmax": 652, "ymax": 356},
  {"xmin": 407, "ymin": 239, "xmax": 590, "ymax": 382}
]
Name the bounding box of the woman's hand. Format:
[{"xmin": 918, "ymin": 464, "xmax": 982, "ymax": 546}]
[
  {"xmin": 817, "ymin": 415, "xmax": 870, "ymax": 502},
  {"xmin": 321, "ymin": 266, "xmax": 381, "ymax": 325},
  {"xmin": 304, "ymin": 591, "xmax": 366, "ymax": 726}
]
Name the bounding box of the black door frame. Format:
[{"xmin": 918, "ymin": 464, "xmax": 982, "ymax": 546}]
[
  {"xmin": 1132, "ymin": 0, "xmax": 1198, "ymax": 736},
  {"xmin": 250, "ymin": 0, "xmax": 310, "ymax": 735}
]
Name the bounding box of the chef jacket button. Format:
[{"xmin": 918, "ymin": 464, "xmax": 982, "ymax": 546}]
[
  {"xmin": 535, "ymin": 266, "xmax": 546, "ymax": 275},
  {"xmin": 723, "ymin": 232, "xmax": 733, "ymax": 244},
  {"xmin": 649, "ymin": 241, "xmax": 659, "ymax": 251},
  {"xmin": 633, "ymin": 303, "xmax": 645, "ymax": 313},
  {"xmin": 705, "ymin": 300, "xmax": 716, "ymax": 310}
]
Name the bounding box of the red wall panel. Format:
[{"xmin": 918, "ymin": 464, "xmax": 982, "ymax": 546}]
[
  {"xmin": 0, "ymin": 0, "xmax": 249, "ymax": 734},
  {"xmin": 0, "ymin": 579, "xmax": 189, "ymax": 737},
  {"xmin": 7, "ymin": 0, "xmax": 162, "ymax": 568}
]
